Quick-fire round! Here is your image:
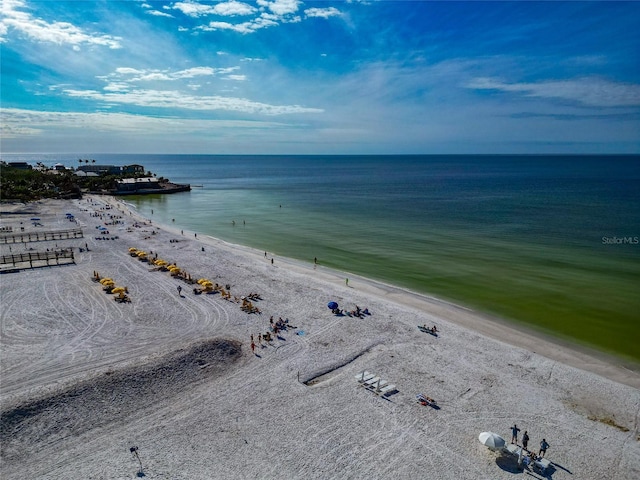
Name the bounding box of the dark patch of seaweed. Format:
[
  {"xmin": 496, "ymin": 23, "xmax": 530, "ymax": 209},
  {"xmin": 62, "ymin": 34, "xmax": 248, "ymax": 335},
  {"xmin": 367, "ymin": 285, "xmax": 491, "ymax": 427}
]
[{"xmin": 0, "ymin": 339, "xmax": 242, "ymax": 460}]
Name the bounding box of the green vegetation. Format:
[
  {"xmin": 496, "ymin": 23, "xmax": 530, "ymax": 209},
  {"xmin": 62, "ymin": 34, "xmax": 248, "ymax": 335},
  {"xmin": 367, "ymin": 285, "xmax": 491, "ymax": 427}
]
[
  {"xmin": 1, "ymin": 165, "xmax": 81, "ymax": 201},
  {"xmin": 0, "ymin": 163, "xmax": 160, "ymax": 202}
]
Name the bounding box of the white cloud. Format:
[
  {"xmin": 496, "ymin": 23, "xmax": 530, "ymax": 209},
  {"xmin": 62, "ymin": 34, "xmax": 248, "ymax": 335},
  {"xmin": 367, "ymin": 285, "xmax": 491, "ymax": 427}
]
[
  {"xmin": 173, "ymin": 66, "xmax": 217, "ymax": 78},
  {"xmin": 199, "ymin": 20, "xmax": 261, "ymax": 34},
  {"xmin": 146, "ymin": 10, "xmax": 174, "ymax": 18},
  {"xmin": 213, "ymin": 1, "xmax": 256, "ymax": 17},
  {"xmin": 105, "ymin": 66, "xmax": 233, "ymax": 84},
  {"xmin": 0, "ymin": 107, "xmax": 291, "ymax": 138},
  {"xmin": 115, "ymin": 67, "xmax": 145, "ymax": 75},
  {"xmin": 226, "ymin": 74, "xmax": 246, "ymax": 81},
  {"xmin": 0, "ymin": 0, "xmax": 121, "ymax": 48},
  {"xmin": 61, "ymin": 88, "xmax": 323, "ymax": 115},
  {"xmin": 104, "ymin": 82, "xmax": 130, "ymax": 92},
  {"xmin": 172, "ymin": 1, "xmax": 216, "ymax": 17},
  {"xmin": 184, "ymin": 0, "xmax": 333, "ymax": 34},
  {"xmin": 257, "ymin": 0, "xmax": 300, "ymax": 17},
  {"xmin": 305, "ymin": 7, "xmax": 341, "ymax": 19},
  {"xmin": 467, "ymin": 77, "xmax": 640, "ymax": 108}
]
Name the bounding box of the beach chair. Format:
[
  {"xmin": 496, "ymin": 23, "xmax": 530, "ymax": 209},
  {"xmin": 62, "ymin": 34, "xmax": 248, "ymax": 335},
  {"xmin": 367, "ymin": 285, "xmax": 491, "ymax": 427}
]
[
  {"xmin": 368, "ymin": 378, "xmax": 389, "ymax": 393},
  {"xmin": 355, "ymin": 371, "xmax": 375, "ymax": 383},
  {"xmin": 416, "ymin": 393, "xmax": 437, "ymax": 406},
  {"xmin": 533, "ymin": 457, "xmax": 551, "ymax": 474},
  {"xmin": 362, "ymin": 376, "xmax": 383, "ymax": 388},
  {"xmin": 377, "ymin": 384, "xmax": 397, "ymax": 396}
]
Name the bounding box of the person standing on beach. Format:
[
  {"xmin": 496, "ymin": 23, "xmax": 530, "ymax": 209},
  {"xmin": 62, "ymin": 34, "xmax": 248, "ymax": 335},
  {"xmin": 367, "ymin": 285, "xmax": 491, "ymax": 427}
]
[
  {"xmin": 345, "ymin": 278, "xmax": 349, "ymax": 286},
  {"xmin": 250, "ymin": 340, "xmax": 256, "ymax": 354},
  {"xmin": 511, "ymin": 424, "xmax": 520, "ymax": 444},
  {"xmin": 522, "ymin": 431, "xmax": 529, "ymax": 451},
  {"xmin": 177, "ymin": 285, "xmax": 182, "ymax": 296},
  {"xmin": 539, "ymin": 439, "xmax": 549, "ymax": 457}
]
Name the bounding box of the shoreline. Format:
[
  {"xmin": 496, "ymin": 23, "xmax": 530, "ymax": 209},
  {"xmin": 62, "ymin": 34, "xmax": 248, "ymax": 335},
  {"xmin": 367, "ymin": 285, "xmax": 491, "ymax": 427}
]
[
  {"xmin": 110, "ymin": 195, "xmax": 640, "ymax": 389},
  {"xmin": 1, "ymin": 196, "xmax": 638, "ymax": 479}
]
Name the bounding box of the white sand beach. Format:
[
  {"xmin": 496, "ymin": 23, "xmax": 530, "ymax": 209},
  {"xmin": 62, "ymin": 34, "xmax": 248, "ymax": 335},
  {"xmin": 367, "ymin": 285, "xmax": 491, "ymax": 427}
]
[{"xmin": 1, "ymin": 196, "xmax": 638, "ymax": 480}]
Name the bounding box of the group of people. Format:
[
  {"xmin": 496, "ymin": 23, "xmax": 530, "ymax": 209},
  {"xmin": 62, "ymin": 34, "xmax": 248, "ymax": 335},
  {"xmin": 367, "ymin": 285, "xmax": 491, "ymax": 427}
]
[
  {"xmin": 511, "ymin": 424, "xmax": 550, "ymax": 457},
  {"xmin": 347, "ymin": 305, "xmax": 371, "ymax": 318},
  {"xmin": 249, "ymin": 317, "xmax": 298, "ymax": 354}
]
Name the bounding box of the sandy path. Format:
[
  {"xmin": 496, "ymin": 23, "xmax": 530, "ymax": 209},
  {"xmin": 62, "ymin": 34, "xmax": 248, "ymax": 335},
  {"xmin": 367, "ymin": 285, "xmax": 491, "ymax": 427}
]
[{"xmin": 1, "ymin": 197, "xmax": 638, "ymax": 480}]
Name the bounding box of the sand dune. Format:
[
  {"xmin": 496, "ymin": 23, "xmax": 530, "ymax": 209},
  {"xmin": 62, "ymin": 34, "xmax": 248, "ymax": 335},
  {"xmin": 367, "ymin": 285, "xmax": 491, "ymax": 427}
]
[{"xmin": 1, "ymin": 196, "xmax": 638, "ymax": 479}]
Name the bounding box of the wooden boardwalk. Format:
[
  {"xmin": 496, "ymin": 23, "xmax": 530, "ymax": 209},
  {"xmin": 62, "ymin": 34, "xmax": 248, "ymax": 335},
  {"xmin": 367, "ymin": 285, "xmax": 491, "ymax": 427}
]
[
  {"xmin": 0, "ymin": 249, "xmax": 75, "ymax": 270},
  {"xmin": 0, "ymin": 228, "xmax": 84, "ymax": 244}
]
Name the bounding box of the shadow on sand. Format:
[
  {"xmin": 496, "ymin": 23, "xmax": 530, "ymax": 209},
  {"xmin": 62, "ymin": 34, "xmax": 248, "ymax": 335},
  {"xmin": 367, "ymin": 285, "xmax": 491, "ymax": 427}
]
[
  {"xmin": 496, "ymin": 454, "xmax": 522, "ymax": 474},
  {"xmin": 496, "ymin": 455, "xmax": 557, "ymax": 479}
]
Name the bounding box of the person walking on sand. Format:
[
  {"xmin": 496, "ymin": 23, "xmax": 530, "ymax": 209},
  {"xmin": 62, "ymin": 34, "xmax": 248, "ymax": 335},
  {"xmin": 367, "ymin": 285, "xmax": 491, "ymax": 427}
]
[
  {"xmin": 539, "ymin": 439, "xmax": 549, "ymax": 457},
  {"xmin": 511, "ymin": 424, "xmax": 520, "ymax": 444},
  {"xmin": 522, "ymin": 431, "xmax": 530, "ymax": 451},
  {"xmin": 251, "ymin": 340, "xmax": 256, "ymax": 354},
  {"xmin": 345, "ymin": 278, "xmax": 349, "ymax": 286},
  {"xmin": 177, "ymin": 285, "xmax": 182, "ymax": 296}
]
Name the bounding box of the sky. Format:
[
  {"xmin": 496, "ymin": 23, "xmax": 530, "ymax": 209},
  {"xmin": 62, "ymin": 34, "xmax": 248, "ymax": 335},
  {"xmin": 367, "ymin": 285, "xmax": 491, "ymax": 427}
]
[{"xmin": 1, "ymin": 0, "xmax": 639, "ymax": 154}]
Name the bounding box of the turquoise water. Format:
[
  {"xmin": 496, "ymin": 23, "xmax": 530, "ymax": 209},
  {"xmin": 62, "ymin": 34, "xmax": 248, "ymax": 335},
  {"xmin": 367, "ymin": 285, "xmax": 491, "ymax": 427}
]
[{"xmin": 6, "ymin": 154, "xmax": 640, "ymax": 360}]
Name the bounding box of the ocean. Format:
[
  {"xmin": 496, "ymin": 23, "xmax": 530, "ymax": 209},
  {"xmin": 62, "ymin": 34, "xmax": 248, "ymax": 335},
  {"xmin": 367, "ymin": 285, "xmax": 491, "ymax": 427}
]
[{"xmin": 4, "ymin": 154, "xmax": 640, "ymax": 361}]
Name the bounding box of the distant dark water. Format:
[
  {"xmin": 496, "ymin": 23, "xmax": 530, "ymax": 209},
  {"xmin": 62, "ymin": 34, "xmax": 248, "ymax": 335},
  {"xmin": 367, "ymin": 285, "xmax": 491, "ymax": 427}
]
[{"xmin": 6, "ymin": 154, "xmax": 640, "ymax": 360}]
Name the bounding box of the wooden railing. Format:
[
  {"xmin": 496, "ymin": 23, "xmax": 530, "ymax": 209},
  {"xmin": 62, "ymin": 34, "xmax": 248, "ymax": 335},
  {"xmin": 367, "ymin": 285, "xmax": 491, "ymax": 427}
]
[
  {"xmin": 0, "ymin": 249, "xmax": 75, "ymax": 268},
  {"xmin": 0, "ymin": 228, "xmax": 83, "ymax": 244}
]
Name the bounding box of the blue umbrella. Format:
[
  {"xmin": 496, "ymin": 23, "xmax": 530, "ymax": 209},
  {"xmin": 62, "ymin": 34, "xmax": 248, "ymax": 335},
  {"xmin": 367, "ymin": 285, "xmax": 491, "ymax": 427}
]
[{"xmin": 327, "ymin": 301, "xmax": 338, "ymax": 310}]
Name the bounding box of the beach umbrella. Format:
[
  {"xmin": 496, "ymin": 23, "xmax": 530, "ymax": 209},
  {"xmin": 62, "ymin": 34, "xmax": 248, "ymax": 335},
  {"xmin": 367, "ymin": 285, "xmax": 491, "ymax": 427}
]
[
  {"xmin": 327, "ymin": 301, "xmax": 338, "ymax": 310},
  {"xmin": 478, "ymin": 432, "xmax": 505, "ymax": 450},
  {"xmin": 112, "ymin": 287, "xmax": 125, "ymax": 294},
  {"xmin": 31, "ymin": 218, "xmax": 40, "ymax": 221},
  {"xmin": 129, "ymin": 247, "xmax": 138, "ymax": 252}
]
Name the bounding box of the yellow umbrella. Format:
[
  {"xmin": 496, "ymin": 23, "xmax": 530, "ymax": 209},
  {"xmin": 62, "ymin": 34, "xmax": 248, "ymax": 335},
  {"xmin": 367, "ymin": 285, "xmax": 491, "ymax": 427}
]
[
  {"xmin": 99, "ymin": 278, "xmax": 113, "ymax": 284},
  {"xmin": 128, "ymin": 247, "xmax": 138, "ymax": 252},
  {"xmin": 137, "ymin": 251, "xmax": 147, "ymax": 257},
  {"xmin": 112, "ymin": 287, "xmax": 125, "ymax": 294}
]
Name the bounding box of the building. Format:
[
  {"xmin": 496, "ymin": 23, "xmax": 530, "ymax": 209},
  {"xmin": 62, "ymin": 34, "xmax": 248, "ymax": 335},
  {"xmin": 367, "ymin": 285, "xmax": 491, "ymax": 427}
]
[
  {"xmin": 115, "ymin": 177, "xmax": 161, "ymax": 193},
  {"xmin": 7, "ymin": 162, "xmax": 33, "ymax": 170},
  {"xmin": 77, "ymin": 164, "xmax": 145, "ymax": 175}
]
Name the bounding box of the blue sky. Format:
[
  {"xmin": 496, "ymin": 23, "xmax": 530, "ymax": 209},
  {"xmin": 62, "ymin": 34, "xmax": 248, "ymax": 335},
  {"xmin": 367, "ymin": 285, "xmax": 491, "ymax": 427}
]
[{"xmin": 1, "ymin": 0, "xmax": 639, "ymax": 154}]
